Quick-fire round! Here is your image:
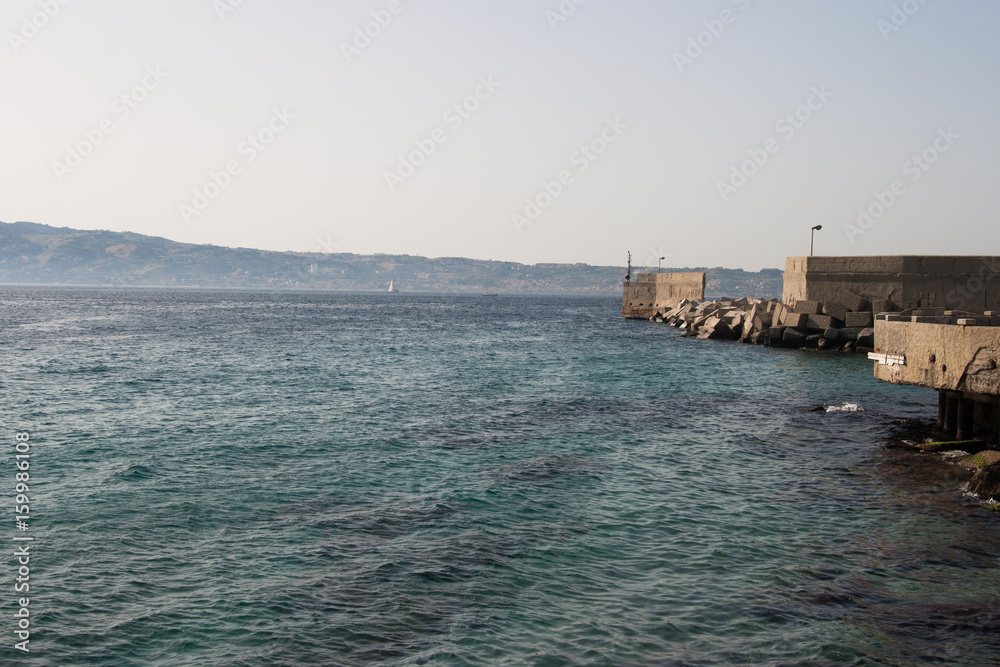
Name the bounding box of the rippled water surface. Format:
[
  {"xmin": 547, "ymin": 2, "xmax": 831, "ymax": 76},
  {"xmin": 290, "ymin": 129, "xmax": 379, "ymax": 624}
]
[{"xmin": 3, "ymin": 287, "xmax": 1000, "ymax": 666}]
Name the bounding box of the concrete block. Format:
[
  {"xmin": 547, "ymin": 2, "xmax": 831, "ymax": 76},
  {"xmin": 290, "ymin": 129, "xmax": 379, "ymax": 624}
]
[
  {"xmin": 822, "ymin": 301, "xmax": 850, "ymax": 321},
  {"xmin": 754, "ymin": 312, "xmax": 774, "ymax": 330},
  {"xmin": 697, "ymin": 317, "xmax": 735, "ymax": 340},
  {"xmin": 781, "ymin": 311, "xmax": 808, "ymax": 328},
  {"xmin": 724, "ymin": 313, "xmax": 744, "ymax": 334},
  {"xmin": 838, "ymin": 327, "xmax": 864, "ymax": 342},
  {"xmin": 804, "ymin": 334, "xmax": 823, "ymax": 349},
  {"xmin": 793, "ymin": 300, "xmax": 823, "ymax": 315},
  {"xmin": 806, "ymin": 315, "xmax": 841, "ymax": 330},
  {"xmin": 823, "ymin": 328, "xmax": 841, "ymax": 341},
  {"xmin": 856, "ymin": 327, "xmax": 875, "ymax": 349},
  {"xmin": 872, "ymin": 299, "xmax": 895, "ymax": 314},
  {"xmin": 768, "ymin": 326, "xmax": 787, "ymax": 341},
  {"xmin": 845, "ymin": 312, "xmax": 874, "ymax": 328},
  {"xmin": 841, "ymin": 291, "xmax": 872, "ymax": 313},
  {"xmin": 783, "ymin": 327, "xmax": 806, "ymax": 346},
  {"xmin": 911, "ymin": 315, "xmax": 954, "ymax": 324}
]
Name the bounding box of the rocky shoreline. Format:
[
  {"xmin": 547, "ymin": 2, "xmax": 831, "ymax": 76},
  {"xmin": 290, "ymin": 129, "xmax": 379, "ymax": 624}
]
[
  {"xmin": 654, "ymin": 296, "xmax": 1000, "ymax": 508},
  {"xmin": 902, "ymin": 439, "xmax": 1000, "ymax": 510},
  {"xmin": 650, "ymin": 295, "xmax": 879, "ymax": 351}
]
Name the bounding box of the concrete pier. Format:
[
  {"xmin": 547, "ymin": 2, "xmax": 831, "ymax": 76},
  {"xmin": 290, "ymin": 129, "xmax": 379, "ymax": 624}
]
[
  {"xmin": 872, "ymin": 313, "xmax": 1000, "ymax": 443},
  {"xmin": 784, "ymin": 256, "xmax": 1000, "ymax": 312},
  {"xmin": 621, "ymin": 272, "xmax": 705, "ymax": 320}
]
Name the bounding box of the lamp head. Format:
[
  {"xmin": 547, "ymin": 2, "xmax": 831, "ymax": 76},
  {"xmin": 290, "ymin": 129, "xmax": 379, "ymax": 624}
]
[{"xmin": 812, "ymin": 225, "xmax": 823, "ymax": 231}]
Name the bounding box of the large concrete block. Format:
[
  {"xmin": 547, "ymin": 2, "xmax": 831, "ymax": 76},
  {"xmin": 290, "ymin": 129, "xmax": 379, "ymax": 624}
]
[
  {"xmin": 806, "ymin": 314, "xmax": 841, "ymax": 330},
  {"xmin": 781, "ymin": 311, "xmax": 808, "ymax": 328},
  {"xmin": 822, "ymin": 301, "xmax": 850, "ymax": 321},
  {"xmin": 783, "ymin": 327, "xmax": 806, "ymax": 346},
  {"xmin": 838, "ymin": 327, "xmax": 865, "ymax": 342},
  {"xmin": 840, "ymin": 291, "xmax": 873, "ymax": 313},
  {"xmin": 856, "ymin": 327, "xmax": 875, "ymax": 349},
  {"xmin": 845, "ymin": 312, "xmax": 874, "ymax": 328},
  {"xmin": 696, "ymin": 316, "xmax": 735, "ymax": 340},
  {"xmin": 793, "ymin": 300, "xmax": 823, "ymax": 315}
]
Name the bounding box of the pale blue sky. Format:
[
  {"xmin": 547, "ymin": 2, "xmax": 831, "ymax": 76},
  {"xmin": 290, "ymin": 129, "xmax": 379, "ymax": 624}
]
[{"xmin": 3, "ymin": 0, "xmax": 997, "ymax": 270}]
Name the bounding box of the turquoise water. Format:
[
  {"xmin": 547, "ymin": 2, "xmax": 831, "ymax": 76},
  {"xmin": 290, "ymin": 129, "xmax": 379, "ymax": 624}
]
[{"xmin": 3, "ymin": 287, "xmax": 1000, "ymax": 666}]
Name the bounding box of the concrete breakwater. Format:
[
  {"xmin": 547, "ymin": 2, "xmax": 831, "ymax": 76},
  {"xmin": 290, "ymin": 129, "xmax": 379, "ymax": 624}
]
[{"xmin": 649, "ymin": 295, "xmax": 881, "ymax": 351}]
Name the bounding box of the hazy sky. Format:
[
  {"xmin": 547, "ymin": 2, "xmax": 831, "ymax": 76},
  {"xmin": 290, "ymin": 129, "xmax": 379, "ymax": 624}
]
[{"xmin": 3, "ymin": 1, "xmax": 998, "ymax": 270}]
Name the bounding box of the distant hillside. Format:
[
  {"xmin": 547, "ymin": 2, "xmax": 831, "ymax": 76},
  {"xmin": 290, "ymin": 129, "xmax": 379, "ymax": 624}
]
[{"xmin": 0, "ymin": 222, "xmax": 783, "ymax": 298}]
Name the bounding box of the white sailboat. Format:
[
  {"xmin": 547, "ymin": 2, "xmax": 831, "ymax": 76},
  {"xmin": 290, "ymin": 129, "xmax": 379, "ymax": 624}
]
[
  {"xmin": 388, "ymin": 280, "xmax": 395, "ymax": 293},
  {"xmin": 482, "ymin": 270, "xmax": 498, "ymax": 296}
]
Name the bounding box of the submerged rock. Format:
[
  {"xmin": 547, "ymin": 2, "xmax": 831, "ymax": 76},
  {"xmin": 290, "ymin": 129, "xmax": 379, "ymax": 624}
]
[
  {"xmin": 971, "ymin": 450, "xmax": 1000, "ymax": 469},
  {"xmin": 968, "ymin": 463, "xmax": 1000, "ymax": 500}
]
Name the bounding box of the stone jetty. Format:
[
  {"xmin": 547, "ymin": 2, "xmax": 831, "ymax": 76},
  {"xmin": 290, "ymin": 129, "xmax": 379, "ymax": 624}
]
[{"xmin": 649, "ymin": 294, "xmax": 882, "ymax": 352}]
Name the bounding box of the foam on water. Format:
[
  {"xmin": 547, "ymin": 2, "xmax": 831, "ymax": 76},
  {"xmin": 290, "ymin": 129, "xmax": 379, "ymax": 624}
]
[{"xmin": 826, "ymin": 402, "xmax": 864, "ymax": 413}]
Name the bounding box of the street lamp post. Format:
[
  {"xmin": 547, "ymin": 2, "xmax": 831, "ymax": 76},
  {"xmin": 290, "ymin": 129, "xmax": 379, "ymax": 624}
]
[
  {"xmin": 658, "ymin": 256, "xmax": 665, "ymax": 273},
  {"xmin": 810, "ymin": 225, "xmax": 823, "ymax": 256}
]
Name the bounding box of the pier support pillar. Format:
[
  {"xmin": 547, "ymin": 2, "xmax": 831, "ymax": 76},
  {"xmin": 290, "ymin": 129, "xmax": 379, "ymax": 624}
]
[
  {"xmin": 991, "ymin": 405, "xmax": 1000, "ymax": 446},
  {"xmin": 957, "ymin": 398, "xmax": 975, "ymax": 441},
  {"xmin": 944, "ymin": 395, "xmax": 958, "ymax": 436},
  {"xmin": 937, "ymin": 391, "xmax": 947, "ymax": 428}
]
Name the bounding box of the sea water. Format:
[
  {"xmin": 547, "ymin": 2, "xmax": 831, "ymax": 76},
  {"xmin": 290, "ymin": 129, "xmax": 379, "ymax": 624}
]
[{"xmin": 2, "ymin": 287, "xmax": 999, "ymax": 666}]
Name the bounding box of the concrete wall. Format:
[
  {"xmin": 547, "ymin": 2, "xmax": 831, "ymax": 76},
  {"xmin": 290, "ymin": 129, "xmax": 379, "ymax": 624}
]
[
  {"xmin": 874, "ymin": 320, "xmax": 1000, "ymax": 397},
  {"xmin": 621, "ymin": 272, "xmax": 705, "ymax": 319},
  {"xmin": 783, "ymin": 256, "xmax": 1000, "ymax": 311}
]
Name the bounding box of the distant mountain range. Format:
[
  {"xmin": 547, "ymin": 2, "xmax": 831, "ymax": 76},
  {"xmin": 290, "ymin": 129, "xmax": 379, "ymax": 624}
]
[{"xmin": 0, "ymin": 221, "xmax": 783, "ymax": 298}]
